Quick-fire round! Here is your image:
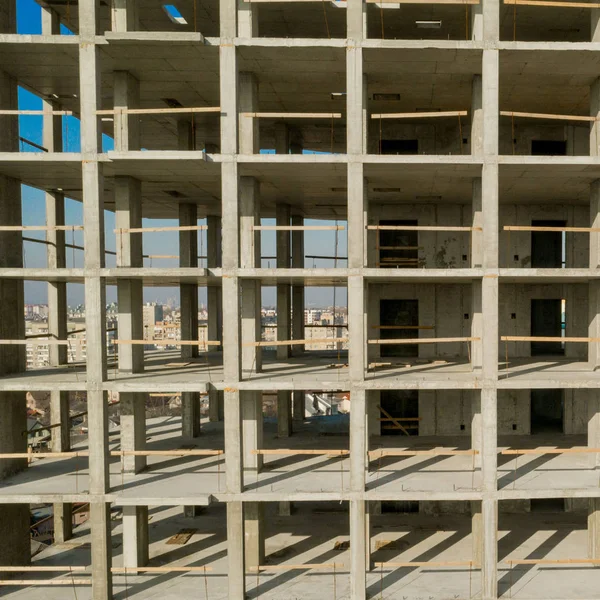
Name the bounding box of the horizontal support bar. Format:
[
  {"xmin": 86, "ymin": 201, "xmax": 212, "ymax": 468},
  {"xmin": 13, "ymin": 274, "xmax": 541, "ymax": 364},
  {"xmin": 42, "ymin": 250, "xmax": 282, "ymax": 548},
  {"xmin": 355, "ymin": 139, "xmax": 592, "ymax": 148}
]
[
  {"xmin": 111, "ymin": 566, "xmax": 213, "ymax": 573},
  {"xmin": 306, "ymin": 255, "xmax": 348, "ymax": 260},
  {"xmin": 251, "ymin": 449, "xmax": 349, "ymax": 456},
  {"xmin": 97, "ymin": 107, "xmax": 220, "ymax": 115},
  {"xmin": 0, "ymin": 110, "xmax": 75, "ymax": 116},
  {"xmin": 115, "ymin": 226, "xmax": 208, "ymax": 233},
  {"xmin": 371, "ymin": 326, "xmax": 434, "ymax": 330},
  {"xmin": 253, "ymin": 225, "xmax": 345, "ymax": 231},
  {"xmin": 502, "ymin": 558, "xmax": 600, "ymax": 565},
  {"xmin": 113, "ymin": 339, "xmax": 221, "ymax": 346},
  {"xmin": 369, "ymin": 337, "xmax": 479, "ymax": 344},
  {"xmin": 0, "ymin": 339, "xmax": 81, "ymax": 346},
  {"xmin": 372, "ymin": 110, "xmax": 468, "ymax": 120},
  {"xmin": 500, "ymin": 110, "xmax": 596, "ymax": 123},
  {"xmin": 242, "ymin": 112, "xmax": 342, "ymax": 119},
  {"xmin": 504, "ymin": 226, "xmax": 600, "ymax": 232},
  {"xmin": 0, "ymin": 225, "xmax": 83, "ymax": 231},
  {"xmin": 374, "ymin": 561, "xmax": 477, "ymax": 568},
  {"xmin": 501, "ymin": 336, "xmax": 592, "ymax": 343},
  {"xmin": 112, "ymin": 450, "xmax": 223, "ymax": 456},
  {"xmin": 0, "ymin": 580, "xmax": 91, "ymax": 586},
  {"xmin": 249, "ymin": 563, "xmax": 345, "ymax": 571},
  {"xmin": 501, "ymin": 448, "xmax": 600, "ymax": 455},
  {"xmin": 369, "ymin": 449, "xmax": 477, "ymax": 458},
  {"xmin": 243, "ymin": 338, "xmax": 348, "ymax": 347},
  {"xmin": 369, "ymin": 225, "xmax": 480, "ymax": 232},
  {"xmin": 0, "ymin": 566, "xmax": 87, "ymax": 572},
  {"xmin": 503, "ymin": 0, "xmax": 600, "ymax": 8}
]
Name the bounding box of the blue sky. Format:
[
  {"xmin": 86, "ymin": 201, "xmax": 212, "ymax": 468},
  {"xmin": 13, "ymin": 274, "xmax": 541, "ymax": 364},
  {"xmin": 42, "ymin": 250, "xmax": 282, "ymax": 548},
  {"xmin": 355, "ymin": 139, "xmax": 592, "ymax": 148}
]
[{"xmin": 17, "ymin": 1, "xmax": 347, "ymax": 309}]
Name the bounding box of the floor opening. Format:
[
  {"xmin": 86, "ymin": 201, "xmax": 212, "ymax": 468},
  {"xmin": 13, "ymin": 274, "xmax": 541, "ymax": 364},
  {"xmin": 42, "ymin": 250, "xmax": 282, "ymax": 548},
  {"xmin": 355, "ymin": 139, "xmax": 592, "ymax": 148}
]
[
  {"xmin": 380, "ymin": 299, "xmax": 419, "ymax": 358},
  {"xmin": 378, "ymin": 219, "xmax": 418, "ymax": 268},
  {"xmin": 531, "ymin": 140, "xmax": 567, "ymax": 156},
  {"xmin": 530, "ymin": 298, "xmax": 564, "ymax": 356},
  {"xmin": 531, "ymin": 220, "xmax": 566, "ymax": 268},
  {"xmin": 530, "ymin": 389, "xmax": 564, "ymax": 434},
  {"xmin": 380, "ymin": 390, "xmax": 419, "ymax": 436}
]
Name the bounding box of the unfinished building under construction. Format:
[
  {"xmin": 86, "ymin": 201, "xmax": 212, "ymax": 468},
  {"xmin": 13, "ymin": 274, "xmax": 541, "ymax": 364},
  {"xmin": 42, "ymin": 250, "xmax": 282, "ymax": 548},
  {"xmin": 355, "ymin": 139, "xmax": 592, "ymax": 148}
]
[{"xmin": 4, "ymin": 0, "xmax": 600, "ymax": 598}]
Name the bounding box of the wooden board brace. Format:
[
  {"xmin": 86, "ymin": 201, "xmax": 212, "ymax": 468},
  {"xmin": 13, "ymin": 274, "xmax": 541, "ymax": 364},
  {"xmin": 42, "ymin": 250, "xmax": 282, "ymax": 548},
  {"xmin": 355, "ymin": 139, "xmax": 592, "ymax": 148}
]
[
  {"xmin": 113, "ymin": 339, "xmax": 222, "ymax": 346},
  {"xmin": 369, "ymin": 448, "xmax": 478, "ymax": 458},
  {"xmin": 112, "ymin": 449, "xmax": 223, "ymax": 457},
  {"xmin": 0, "ymin": 579, "xmax": 92, "ymax": 586},
  {"xmin": 251, "ymin": 449, "xmax": 349, "ymax": 456},
  {"xmin": 0, "ymin": 566, "xmax": 88, "ymax": 572},
  {"xmin": 501, "ymin": 336, "xmax": 594, "ymax": 343},
  {"xmin": 0, "ymin": 225, "xmax": 84, "ymax": 231},
  {"xmin": 368, "ymin": 225, "xmax": 481, "ymax": 232},
  {"xmin": 371, "ymin": 110, "xmax": 468, "ymax": 120},
  {"xmin": 377, "ymin": 404, "xmax": 410, "ymax": 435},
  {"xmin": 0, "ymin": 339, "xmax": 83, "ymax": 346},
  {"xmin": 503, "ymin": 0, "xmax": 600, "ymax": 8},
  {"xmin": 504, "ymin": 226, "xmax": 600, "ymax": 233},
  {"xmin": 248, "ymin": 563, "xmax": 345, "ymax": 572},
  {"xmin": 242, "ymin": 112, "xmax": 342, "ymax": 119},
  {"xmin": 243, "ymin": 338, "xmax": 348, "ymax": 347},
  {"xmin": 500, "ymin": 110, "xmax": 597, "ymax": 123},
  {"xmin": 0, "ymin": 109, "xmax": 76, "ymax": 116},
  {"xmin": 111, "ymin": 566, "xmax": 213, "ymax": 573},
  {"xmin": 374, "ymin": 560, "xmax": 477, "ymax": 568},
  {"xmin": 369, "ymin": 337, "xmax": 480, "ymax": 344},
  {"xmin": 501, "ymin": 447, "xmax": 600, "ymax": 455},
  {"xmin": 97, "ymin": 107, "xmax": 220, "ymax": 116},
  {"xmin": 115, "ymin": 226, "xmax": 208, "ymax": 234},
  {"xmin": 503, "ymin": 558, "xmax": 600, "ymax": 565},
  {"xmin": 253, "ymin": 225, "xmax": 345, "ymax": 231}
]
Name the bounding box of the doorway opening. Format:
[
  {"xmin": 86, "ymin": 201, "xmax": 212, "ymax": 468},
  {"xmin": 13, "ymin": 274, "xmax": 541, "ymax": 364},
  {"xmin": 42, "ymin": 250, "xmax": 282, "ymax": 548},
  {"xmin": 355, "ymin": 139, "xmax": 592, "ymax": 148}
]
[
  {"xmin": 380, "ymin": 299, "xmax": 418, "ymax": 358},
  {"xmin": 531, "ymin": 220, "xmax": 565, "ymax": 268},
  {"xmin": 530, "ymin": 389, "xmax": 563, "ymax": 434},
  {"xmin": 530, "ymin": 298, "xmax": 565, "ymax": 356},
  {"xmin": 378, "ymin": 219, "xmax": 418, "ymax": 268},
  {"xmin": 380, "ymin": 390, "xmax": 419, "ymax": 436}
]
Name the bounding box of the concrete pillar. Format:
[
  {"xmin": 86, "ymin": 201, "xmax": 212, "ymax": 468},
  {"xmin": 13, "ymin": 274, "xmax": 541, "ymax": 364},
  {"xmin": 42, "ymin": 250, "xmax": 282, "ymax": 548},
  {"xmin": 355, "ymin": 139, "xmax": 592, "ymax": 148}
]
[
  {"xmin": 227, "ymin": 501, "xmax": 245, "ymax": 599},
  {"xmin": 588, "ymin": 392, "xmax": 600, "ymax": 469},
  {"xmin": 471, "ymin": 501, "xmax": 482, "ymax": 566},
  {"xmin": 114, "ymin": 71, "xmax": 140, "ymax": 152},
  {"xmin": 590, "ymin": 181, "xmax": 600, "ymax": 269},
  {"xmin": 122, "ymin": 505, "xmax": 149, "ymax": 568},
  {"xmin": 120, "ymin": 393, "xmax": 146, "ymax": 473},
  {"xmin": 244, "ymin": 502, "xmax": 265, "ymax": 568},
  {"xmin": 41, "ymin": 6, "xmax": 61, "ymax": 34},
  {"xmin": 111, "ymin": 0, "xmax": 139, "ymax": 31},
  {"xmin": 471, "ymin": 0, "xmax": 483, "ymax": 41},
  {"xmin": 0, "ymin": 505, "xmax": 30, "ymax": 575},
  {"xmin": 277, "ymin": 391, "xmax": 292, "ymax": 438},
  {"xmin": 238, "ymin": 0, "xmax": 257, "ymax": 37},
  {"xmin": 79, "ymin": 1, "xmax": 112, "ymax": 595},
  {"xmin": 207, "ymin": 214, "xmax": 223, "ymax": 359},
  {"xmin": 593, "ymin": 9, "xmax": 600, "ymax": 42},
  {"xmin": 589, "ymin": 498, "xmax": 600, "ymax": 558},
  {"xmin": 276, "ymin": 204, "xmax": 292, "ymax": 360},
  {"xmin": 53, "ymin": 503, "xmax": 73, "ymax": 544},
  {"xmin": 278, "ymin": 501, "xmax": 292, "ymax": 516},
  {"xmin": 293, "ymin": 391, "xmax": 304, "ymax": 422},
  {"xmin": 242, "ymin": 391, "xmax": 263, "ymax": 473},
  {"xmin": 291, "ymin": 215, "xmax": 305, "ymax": 357},
  {"xmin": 589, "ymin": 280, "xmax": 600, "ymax": 370}
]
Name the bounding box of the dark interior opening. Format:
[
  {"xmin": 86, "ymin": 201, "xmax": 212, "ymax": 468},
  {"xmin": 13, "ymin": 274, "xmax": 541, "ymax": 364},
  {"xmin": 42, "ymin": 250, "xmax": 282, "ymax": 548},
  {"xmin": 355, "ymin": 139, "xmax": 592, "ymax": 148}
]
[
  {"xmin": 380, "ymin": 390, "xmax": 419, "ymax": 436},
  {"xmin": 531, "ymin": 389, "xmax": 564, "ymax": 434},
  {"xmin": 530, "ymin": 498, "xmax": 565, "ymax": 512},
  {"xmin": 530, "ymin": 298, "xmax": 564, "ymax": 356},
  {"xmin": 531, "ymin": 140, "xmax": 567, "ymax": 156},
  {"xmin": 378, "ymin": 219, "xmax": 418, "ymax": 268},
  {"xmin": 382, "ymin": 501, "xmax": 419, "ymax": 513},
  {"xmin": 531, "ymin": 220, "xmax": 565, "ymax": 268},
  {"xmin": 380, "ymin": 299, "xmax": 419, "ymax": 358},
  {"xmin": 381, "ymin": 139, "xmax": 419, "ymax": 155}
]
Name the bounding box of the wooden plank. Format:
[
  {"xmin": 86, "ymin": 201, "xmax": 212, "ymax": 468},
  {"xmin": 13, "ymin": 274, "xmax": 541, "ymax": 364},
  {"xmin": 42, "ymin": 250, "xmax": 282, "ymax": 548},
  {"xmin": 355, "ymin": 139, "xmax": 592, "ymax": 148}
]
[
  {"xmin": 504, "ymin": 226, "xmax": 600, "ymax": 232},
  {"xmin": 0, "ymin": 566, "xmax": 88, "ymax": 572},
  {"xmin": 374, "ymin": 561, "xmax": 476, "ymax": 568},
  {"xmin": 166, "ymin": 529, "xmax": 197, "ymax": 545},
  {"xmin": 96, "ymin": 107, "xmax": 220, "ymax": 115},
  {"xmin": 369, "ymin": 337, "xmax": 479, "ymax": 344},
  {"xmin": 243, "ymin": 338, "xmax": 348, "ymax": 347},
  {"xmin": 500, "ymin": 110, "xmax": 596, "ymax": 123},
  {"xmin": 503, "ymin": 0, "xmax": 600, "ymax": 8},
  {"xmin": 251, "ymin": 449, "xmax": 349, "ymax": 456},
  {"xmin": 377, "ymin": 404, "xmax": 410, "ymax": 435},
  {"xmin": 368, "ymin": 225, "xmax": 481, "ymax": 232},
  {"xmin": 0, "ymin": 110, "xmax": 75, "ymax": 116},
  {"xmin": 253, "ymin": 225, "xmax": 345, "ymax": 231},
  {"xmin": 113, "ymin": 339, "xmax": 221, "ymax": 346},
  {"xmin": 242, "ymin": 112, "xmax": 342, "ymax": 119},
  {"xmin": 112, "ymin": 566, "xmax": 213, "ymax": 573},
  {"xmin": 501, "ymin": 448, "xmax": 600, "ymax": 455},
  {"xmin": 501, "ymin": 336, "xmax": 593, "ymax": 343},
  {"xmin": 371, "ymin": 110, "xmax": 468, "ymax": 120},
  {"xmin": 369, "ymin": 449, "xmax": 478, "ymax": 458},
  {"xmin": 0, "ymin": 339, "xmax": 81, "ymax": 346},
  {"xmin": 0, "ymin": 225, "xmax": 83, "ymax": 231},
  {"xmin": 0, "ymin": 452, "xmax": 88, "ymax": 458},
  {"xmin": 115, "ymin": 226, "xmax": 208, "ymax": 233},
  {"xmin": 111, "ymin": 450, "xmax": 223, "ymax": 456},
  {"xmin": 503, "ymin": 558, "xmax": 600, "ymax": 565},
  {"xmin": 0, "ymin": 579, "xmax": 92, "ymax": 586},
  {"xmin": 249, "ymin": 563, "xmax": 345, "ymax": 571}
]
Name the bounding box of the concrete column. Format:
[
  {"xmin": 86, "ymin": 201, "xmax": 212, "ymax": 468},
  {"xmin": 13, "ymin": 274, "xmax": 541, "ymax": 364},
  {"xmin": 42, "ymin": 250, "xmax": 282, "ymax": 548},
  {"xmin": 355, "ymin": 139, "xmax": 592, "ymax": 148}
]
[
  {"xmin": 122, "ymin": 505, "xmax": 149, "ymax": 568},
  {"xmin": 53, "ymin": 503, "xmax": 73, "ymax": 544},
  {"xmin": 111, "ymin": 0, "xmax": 138, "ymax": 31},
  {"xmin": 589, "ymin": 281, "xmax": 600, "ymax": 370},
  {"xmin": 0, "ymin": 505, "xmax": 30, "ymax": 575},
  {"xmin": 590, "ymin": 181, "xmax": 600, "ymax": 269},
  {"xmin": 227, "ymin": 501, "xmax": 245, "ymax": 599},
  {"xmin": 293, "ymin": 391, "xmax": 304, "ymax": 422},
  {"xmin": 471, "ymin": 501, "xmax": 482, "ymax": 566},
  {"xmin": 593, "ymin": 9, "xmax": 600, "ymax": 42},
  {"xmin": 591, "ymin": 79, "xmax": 600, "ymax": 157},
  {"xmin": 291, "ymin": 215, "xmax": 304, "ymax": 357},
  {"xmin": 471, "ymin": 0, "xmax": 483, "ymax": 40},
  {"xmin": 276, "ymin": 205, "xmax": 292, "ymax": 360},
  {"xmin": 79, "ymin": 1, "xmax": 112, "ymax": 595},
  {"xmin": 277, "ymin": 391, "xmax": 292, "ymax": 438},
  {"xmin": 114, "ymin": 71, "xmax": 140, "ymax": 152},
  {"xmin": 242, "ymin": 391, "xmax": 263, "ymax": 473},
  {"xmin": 41, "ymin": 6, "xmax": 61, "ymax": 34},
  {"xmin": 244, "ymin": 502, "xmax": 265, "ymax": 569},
  {"xmin": 588, "ymin": 392, "xmax": 600, "ymax": 469},
  {"xmin": 237, "ymin": 0, "xmax": 257, "ymax": 37},
  {"xmin": 589, "ymin": 498, "xmax": 600, "ymax": 558},
  {"xmin": 179, "ymin": 203, "xmax": 199, "ymax": 358}
]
